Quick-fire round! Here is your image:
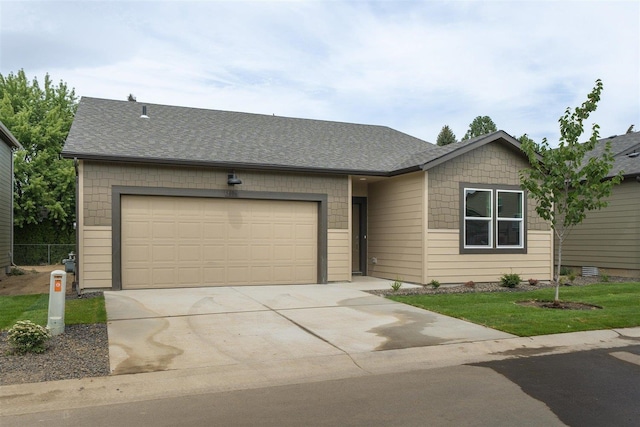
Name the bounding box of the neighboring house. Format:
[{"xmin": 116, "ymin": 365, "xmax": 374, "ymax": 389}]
[
  {"xmin": 0, "ymin": 121, "xmax": 22, "ymax": 276},
  {"xmin": 561, "ymin": 131, "xmax": 640, "ymax": 278},
  {"xmin": 62, "ymin": 97, "xmax": 553, "ymax": 292}
]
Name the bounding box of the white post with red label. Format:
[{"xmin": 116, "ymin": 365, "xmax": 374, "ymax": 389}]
[{"xmin": 47, "ymin": 270, "xmax": 66, "ymax": 336}]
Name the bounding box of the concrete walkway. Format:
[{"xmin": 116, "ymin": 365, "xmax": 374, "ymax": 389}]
[{"xmin": 104, "ymin": 278, "xmax": 513, "ymax": 375}]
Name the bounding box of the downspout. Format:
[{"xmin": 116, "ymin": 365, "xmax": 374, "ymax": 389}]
[{"xmin": 74, "ymin": 158, "xmax": 80, "ymax": 295}]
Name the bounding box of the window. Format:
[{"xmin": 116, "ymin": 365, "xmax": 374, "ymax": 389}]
[
  {"xmin": 461, "ymin": 184, "xmax": 526, "ymax": 253},
  {"xmin": 464, "ymin": 188, "xmax": 492, "ymax": 248}
]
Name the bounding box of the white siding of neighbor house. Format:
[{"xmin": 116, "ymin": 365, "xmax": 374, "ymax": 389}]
[{"xmin": 425, "ymin": 229, "xmax": 553, "ymax": 283}]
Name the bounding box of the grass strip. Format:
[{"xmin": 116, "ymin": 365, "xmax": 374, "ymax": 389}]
[
  {"xmin": 389, "ymin": 282, "xmax": 640, "ymax": 336},
  {"xmin": 0, "ymin": 294, "xmax": 106, "ymax": 330}
]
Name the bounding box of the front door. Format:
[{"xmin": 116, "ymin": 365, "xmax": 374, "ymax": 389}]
[{"xmin": 352, "ymin": 197, "xmax": 367, "ymax": 275}]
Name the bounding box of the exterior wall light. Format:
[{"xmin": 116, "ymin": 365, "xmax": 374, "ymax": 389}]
[{"xmin": 227, "ymin": 171, "xmax": 242, "ymax": 186}]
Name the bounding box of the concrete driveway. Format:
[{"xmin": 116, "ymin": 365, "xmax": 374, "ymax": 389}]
[{"xmin": 104, "ymin": 279, "xmax": 514, "ymax": 375}]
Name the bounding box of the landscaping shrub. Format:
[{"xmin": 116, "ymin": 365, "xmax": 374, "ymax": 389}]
[
  {"xmin": 500, "ymin": 273, "xmax": 521, "ymax": 288},
  {"xmin": 464, "ymin": 280, "xmax": 475, "ymax": 288},
  {"xmin": 429, "ymin": 279, "xmax": 440, "ymax": 289},
  {"xmin": 391, "ymin": 279, "xmax": 402, "ymax": 292},
  {"xmin": 7, "ymin": 320, "xmax": 51, "ymax": 354}
]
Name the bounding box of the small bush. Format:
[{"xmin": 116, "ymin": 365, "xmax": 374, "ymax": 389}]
[
  {"xmin": 391, "ymin": 279, "xmax": 402, "ymax": 292},
  {"xmin": 600, "ymin": 273, "xmax": 610, "ymax": 283},
  {"xmin": 500, "ymin": 273, "xmax": 521, "ymax": 288},
  {"xmin": 464, "ymin": 280, "xmax": 475, "ymax": 288},
  {"xmin": 7, "ymin": 320, "xmax": 51, "ymax": 354},
  {"xmin": 528, "ymin": 278, "xmax": 538, "ymax": 286},
  {"xmin": 429, "ymin": 279, "xmax": 440, "ymax": 289},
  {"xmin": 568, "ymin": 273, "xmax": 576, "ymax": 282}
]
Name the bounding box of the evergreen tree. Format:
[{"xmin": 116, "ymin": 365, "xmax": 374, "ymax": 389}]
[{"xmin": 436, "ymin": 125, "xmax": 457, "ymax": 146}]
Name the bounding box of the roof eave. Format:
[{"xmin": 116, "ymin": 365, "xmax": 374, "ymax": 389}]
[{"xmin": 61, "ymin": 151, "xmax": 392, "ymax": 177}]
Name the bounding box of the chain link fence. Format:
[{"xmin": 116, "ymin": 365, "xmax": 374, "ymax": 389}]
[{"xmin": 13, "ymin": 244, "xmax": 76, "ymax": 266}]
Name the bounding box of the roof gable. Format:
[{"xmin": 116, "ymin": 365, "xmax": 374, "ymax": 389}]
[{"xmin": 416, "ymin": 131, "xmax": 530, "ymax": 171}]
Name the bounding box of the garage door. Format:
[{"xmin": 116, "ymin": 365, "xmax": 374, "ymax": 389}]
[{"xmin": 121, "ymin": 196, "xmax": 318, "ymax": 289}]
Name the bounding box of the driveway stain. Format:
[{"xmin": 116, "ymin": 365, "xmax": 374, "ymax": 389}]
[
  {"xmin": 368, "ymin": 309, "xmax": 450, "ymax": 350},
  {"xmin": 109, "ymin": 296, "xmax": 184, "ymax": 375}
]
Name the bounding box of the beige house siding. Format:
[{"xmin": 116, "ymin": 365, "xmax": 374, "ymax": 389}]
[
  {"xmin": 80, "ymin": 226, "xmax": 112, "ymax": 289},
  {"xmin": 423, "ymin": 142, "xmax": 553, "ymax": 284},
  {"xmin": 426, "ymin": 229, "xmax": 553, "ymax": 283},
  {"xmin": 367, "ymin": 172, "xmax": 424, "ymax": 283},
  {"xmin": 561, "ymin": 180, "xmax": 640, "ymax": 276},
  {"xmin": 428, "ymin": 142, "xmax": 548, "ymax": 231},
  {"xmin": 79, "ymin": 161, "xmax": 350, "ymax": 290},
  {"xmin": 328, "ymin": 229, "xmax": 350, "ymax": 281},
  {"xmin": 82, "ymin": 161, "xmax": 349, "ymax": 229}
]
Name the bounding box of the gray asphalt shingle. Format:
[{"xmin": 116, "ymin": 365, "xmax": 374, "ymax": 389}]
[
  {"xmin": 63, "ymin": 97, "xmax": 440, "ymax": 174},
  {"xmin": 584, "ymin": 131, "xmax": 640, "ymax": 177}
]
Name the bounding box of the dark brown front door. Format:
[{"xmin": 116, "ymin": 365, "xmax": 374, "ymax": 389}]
[{"xmin": 352, "ymin": 197, "xmax": 367, "ymax": 275}]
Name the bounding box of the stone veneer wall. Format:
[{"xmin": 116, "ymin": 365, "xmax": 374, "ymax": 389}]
[
  {"xmin": 428, "ymin": 143, "xmax": 548, "ymax": 231},
  {"xmin": 83, "ymin": 162, "xmax": 349, "ymax": 228}
]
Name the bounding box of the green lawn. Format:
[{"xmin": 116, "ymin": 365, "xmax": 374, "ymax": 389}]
[
  {"xmin": 0, "ymin": 294, "xmax": 106, "ymax": 330},
  {"xmin": 389, "ymin": 282, "xmax": 640, "ymax": 336}
]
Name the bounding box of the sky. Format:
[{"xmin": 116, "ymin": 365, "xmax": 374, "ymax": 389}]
[{"xmin": 1, "ymin": 0, "xmax": 639, "ymax": 146}]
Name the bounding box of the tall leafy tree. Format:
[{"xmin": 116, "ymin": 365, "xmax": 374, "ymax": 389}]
[
  {"xmin": 519, "ymin": 79, "xmax": 622, "ymax": 303},
  {"xmin": 0, "ymin": 70, "xmax": 77, "ymax": 239},
  {"xmin": 518, "ymin": 134, "xmax": 536, "ymax": 145},
  {"xmin": 461, "ymin": 116, "xmax": 497, "ymax": 140},
  {"xmin": 436, "ymin": 125, "xmax": 457, "ymax": 146}
]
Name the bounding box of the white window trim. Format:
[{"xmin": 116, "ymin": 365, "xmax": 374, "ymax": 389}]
[
  {"xmin": 463, "ymin": 187, "xmax": 525, "ymax": 250},
  {"xmin": 463, "ymin": 188, "xmax": 493, "ymax": 249},
  {"xmin": 496, "ymin": 189, "xmax": 524, "ymax": 249}
]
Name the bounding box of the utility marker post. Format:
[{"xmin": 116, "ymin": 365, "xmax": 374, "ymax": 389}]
[{"xmin": 47, "ymin": 270, "xmax": 66, "ymax": 336}]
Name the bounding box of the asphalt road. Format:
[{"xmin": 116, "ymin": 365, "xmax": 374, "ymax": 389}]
[
  {"xmin": 1, "ymin": 364, "xmax": 563, "ymax": 427},
  {"xmin": 474, "ymin": 344, "xmax": 640, "ymax": 427},
  {"xmin": 3, "ymin": 345, "xmax": 638, "ymax": 427}
]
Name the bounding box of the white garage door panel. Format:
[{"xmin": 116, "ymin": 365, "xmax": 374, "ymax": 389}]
[{"xmin": 121, "ymin": 196, "xmax": 318, "ymax": 289}]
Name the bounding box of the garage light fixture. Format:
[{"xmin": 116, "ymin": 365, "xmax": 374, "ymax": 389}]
[{"xmin": 227, "ymin": 171, "xmax": 242, "ymax": 186}]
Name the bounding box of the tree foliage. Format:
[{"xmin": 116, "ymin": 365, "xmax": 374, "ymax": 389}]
[
  {"xmin": 519, "ymin": 79, "xmax": 622, "ymax": 302},
  {"xmin": 0, "ymin": 70, "xmax": 78, "ymax": 233},
  {"xmin": 436, "ymin": 125, "xmax": 457, "ymax": 146},
  {"xmin": 518, "ymin": 134, "xmax": 535, "ymax": 145},
  {"xmin": 461, "ymin": 116, "xmax": 497, "ymax": 140}
]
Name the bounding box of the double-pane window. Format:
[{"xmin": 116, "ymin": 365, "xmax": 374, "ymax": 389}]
[{"xmin": 462, "ymin": 185, "xmax": 525, "ymax": 252}]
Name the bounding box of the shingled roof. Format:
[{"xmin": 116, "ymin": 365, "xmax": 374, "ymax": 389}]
[
  {"xmin": 63, "ymin": 97, "xmax": 443, "ymax": 175},
  {"xmin": 583, "ymin": 131, "xmax": 640, "ymax": 178}
]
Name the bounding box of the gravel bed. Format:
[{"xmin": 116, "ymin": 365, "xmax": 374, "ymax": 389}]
[
  {"xmin": 0, "ymin": 323, "xmax": 110, "ymax": 386},
  {"xmin": 368, "ymin": 276, "xmax": 631, "ymax": 297}
]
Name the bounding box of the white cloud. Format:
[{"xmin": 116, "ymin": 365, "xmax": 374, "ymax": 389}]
[{"xmin": 1, "ymin": 0, "xmax": 638, "ymax": 145}]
